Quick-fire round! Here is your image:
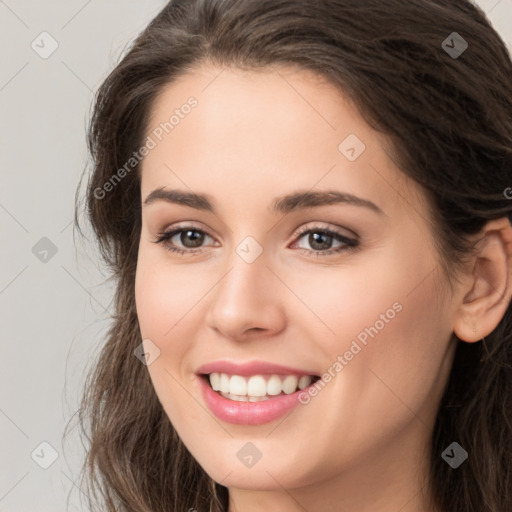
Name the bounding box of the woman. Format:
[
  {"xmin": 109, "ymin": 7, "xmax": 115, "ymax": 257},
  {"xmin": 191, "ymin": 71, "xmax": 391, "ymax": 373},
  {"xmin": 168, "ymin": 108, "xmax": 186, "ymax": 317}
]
[{"xmin": 73, "ymin": 0, "xmax": 512, "ymax": 510}]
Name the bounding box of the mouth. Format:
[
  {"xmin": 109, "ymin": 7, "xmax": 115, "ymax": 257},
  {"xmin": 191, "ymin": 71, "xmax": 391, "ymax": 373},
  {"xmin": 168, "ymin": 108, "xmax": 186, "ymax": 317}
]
[
  {"xmin": 199, "ymin": 372, "xmax": 321, "ymax": 402},
  {"xmin": 195, "ymin": 360, "xmax": 323, "ymax": 424}
]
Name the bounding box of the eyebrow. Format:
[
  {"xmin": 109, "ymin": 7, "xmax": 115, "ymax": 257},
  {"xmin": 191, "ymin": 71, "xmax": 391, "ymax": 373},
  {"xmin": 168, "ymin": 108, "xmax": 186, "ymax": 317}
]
[{"xmin": 143, "ymin": 187, "xmax": 385, "ymax": 216}]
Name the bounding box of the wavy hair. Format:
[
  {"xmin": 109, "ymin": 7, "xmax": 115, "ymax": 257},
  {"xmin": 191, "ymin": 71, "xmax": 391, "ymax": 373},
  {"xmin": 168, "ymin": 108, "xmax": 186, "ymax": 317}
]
[{"xmin": 72, "ymin": 1, "xmax": 512, "ymax": 510}]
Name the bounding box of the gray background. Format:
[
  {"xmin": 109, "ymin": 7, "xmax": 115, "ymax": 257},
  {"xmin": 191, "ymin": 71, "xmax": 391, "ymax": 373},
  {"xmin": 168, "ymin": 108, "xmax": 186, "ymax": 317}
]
[{"xmin": 0, "ymin": 1, "xmax": 511, "ymax": 511}]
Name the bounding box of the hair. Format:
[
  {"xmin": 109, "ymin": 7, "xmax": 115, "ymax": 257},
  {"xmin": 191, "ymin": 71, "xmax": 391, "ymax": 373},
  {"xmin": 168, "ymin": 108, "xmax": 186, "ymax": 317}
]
[{"xmin": 71, "ymin": 0, "xmax": 512, "ymax": 511}]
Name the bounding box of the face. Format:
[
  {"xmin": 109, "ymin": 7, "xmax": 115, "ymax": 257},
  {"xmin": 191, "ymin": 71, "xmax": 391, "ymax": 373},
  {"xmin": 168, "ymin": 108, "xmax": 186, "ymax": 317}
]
[{"xmin": 135, "ymin": 62, "xmax": 459, "ymax": 492}]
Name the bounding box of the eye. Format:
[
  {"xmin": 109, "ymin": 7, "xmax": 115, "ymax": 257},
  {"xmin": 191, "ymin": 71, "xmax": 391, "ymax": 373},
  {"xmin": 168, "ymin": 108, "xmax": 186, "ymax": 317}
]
[
  {"xmin": 153, "ymin": 224, "xmax": 215, "ymax": 255},
  {"xmin": 291, "ymin": 224, "xmax": 359, "ymax": 256},
  {"xmin": 152, "ymin": 223, "xmax": 359, "ymax": 257}
]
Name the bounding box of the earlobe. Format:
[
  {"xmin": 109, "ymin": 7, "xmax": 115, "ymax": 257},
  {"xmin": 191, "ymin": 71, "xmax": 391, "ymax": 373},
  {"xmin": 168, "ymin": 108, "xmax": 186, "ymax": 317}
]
[{"xmin": 453, "ymin": 217, "xmax": 512, "ymax": 343}]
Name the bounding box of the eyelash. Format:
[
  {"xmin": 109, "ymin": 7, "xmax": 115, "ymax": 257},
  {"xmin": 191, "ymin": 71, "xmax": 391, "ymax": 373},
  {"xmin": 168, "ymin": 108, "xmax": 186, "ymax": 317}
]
[{"xmin": 152, "ymin": 223, "xmax": 359, "ymax": 258}]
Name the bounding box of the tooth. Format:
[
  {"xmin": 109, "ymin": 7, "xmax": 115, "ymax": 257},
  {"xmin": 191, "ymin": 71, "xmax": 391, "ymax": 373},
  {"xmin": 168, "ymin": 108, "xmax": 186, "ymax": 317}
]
[
  {"xmin": 229, "ymin": 375, "xmax": 247, "ymax": 395},
  {"xmin": 249, "ymin": 395, "xmax": 270, "ymax": 402},
  {"xmin": 219, "ymin": 373, "xmax": 230, "ymax": 393},
  {"xmin": 209, "ymin": 372, "xmax": 220, "ymax": 391},
  {"xmin": 266, "ymin": 375, "xmax": 283, "ymax": 395},
  {"xmin": 247, "ymin": 375, "xmax": 267, "ymax": 396},
  {"xmin": 298, "ymin": 375, "xmax": 312, "ymax": 390},
  {"xmin": 282, "ymin": 375, "xmax": 298, "ymax": 394},
  {"xmin": 211, "ymin": 372, "xmax": 316, "ymax": 398}
]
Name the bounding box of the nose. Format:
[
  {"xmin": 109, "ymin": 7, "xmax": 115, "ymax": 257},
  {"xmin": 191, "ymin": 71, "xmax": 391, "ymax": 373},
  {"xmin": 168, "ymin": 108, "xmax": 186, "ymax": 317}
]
[{"xmin": 204, "ymin": 248, "xmax": 286, "ymax": 341}]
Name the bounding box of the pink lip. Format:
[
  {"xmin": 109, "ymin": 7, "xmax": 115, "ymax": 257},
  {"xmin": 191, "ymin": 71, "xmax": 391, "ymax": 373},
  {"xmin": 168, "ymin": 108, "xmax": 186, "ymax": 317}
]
[
  {"xmin": 196, "ymin": 360, "xmax": 318, "ymax": 377},
  {"xmin": 197, "ymin": 374, "xmax": 316, "ymax": 425},
  {"xmin": 195, "ymin": 360, "xmax": 319, "ymax": 425}
]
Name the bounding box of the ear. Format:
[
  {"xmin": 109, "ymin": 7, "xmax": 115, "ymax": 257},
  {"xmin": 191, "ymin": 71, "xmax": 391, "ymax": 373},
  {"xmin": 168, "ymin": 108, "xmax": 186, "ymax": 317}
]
[{"xmin": 453, "ymin": 216, "xmax": 512, "ymax": 343}]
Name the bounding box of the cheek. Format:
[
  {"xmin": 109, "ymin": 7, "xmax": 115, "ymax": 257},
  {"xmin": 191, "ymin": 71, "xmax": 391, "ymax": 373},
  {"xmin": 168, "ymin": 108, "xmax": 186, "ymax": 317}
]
[
  {"xmin": 134, "ymin": 247, "xmax": 217, "ymax": 402},
  {"xmin": 278, "ymin": 249, "xmax": 416, "ymax": 356},
  {"xmin": 313, "ymin": 239, "xmax": 446, "ymax": 362},
  {"xmin": 286, "ymin": 244, "xmax": 449, "ymax": 413},
  {"xmin": 135, "ymin": 248, "xmax": 208, "ymax": 340},
  {"xmin": 134, "ymin": 255, "xmax": 202, "ymax": 424},
  {"xmin": 324, "ymin": 266, "xmax": 448, "ymax": 434}
]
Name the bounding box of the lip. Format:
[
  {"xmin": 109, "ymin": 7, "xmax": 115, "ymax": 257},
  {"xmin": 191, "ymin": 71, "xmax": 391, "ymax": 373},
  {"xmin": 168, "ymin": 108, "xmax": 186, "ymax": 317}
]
[
  {"xmin": 196, "ymin": 360, "xmax": 318, "ymax": 377},
  {"xmin": 197, "ymin": 374, "xmax": 317, "ymax": 425}
]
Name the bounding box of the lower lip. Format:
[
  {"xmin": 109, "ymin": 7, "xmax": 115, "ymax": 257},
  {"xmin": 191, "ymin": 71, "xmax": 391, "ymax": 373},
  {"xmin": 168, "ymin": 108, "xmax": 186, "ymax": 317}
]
[{"xmin": 197, "ymin": 375, "xmax": 313, "ymax": 425}]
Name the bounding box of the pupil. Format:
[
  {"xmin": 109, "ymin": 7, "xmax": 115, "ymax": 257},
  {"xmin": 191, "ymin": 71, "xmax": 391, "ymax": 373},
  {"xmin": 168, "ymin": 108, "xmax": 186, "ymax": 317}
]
[
  {"xmin": 182, "ymin": 230, "xmax": 203, "ymax": 248},
  {"xmin": 310, "ymin": 232, "xmax": 331, "ymax": 250}
]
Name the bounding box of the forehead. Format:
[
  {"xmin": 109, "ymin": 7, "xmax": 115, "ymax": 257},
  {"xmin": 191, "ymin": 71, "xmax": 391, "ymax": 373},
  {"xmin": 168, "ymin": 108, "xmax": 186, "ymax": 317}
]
[
  {"xmin": 140, "ymin": 62, "xmax": 427, "ymax": 222},
  {"xmin": 144, "ymin": 62, "xmax": 370, "ymax": 152}
]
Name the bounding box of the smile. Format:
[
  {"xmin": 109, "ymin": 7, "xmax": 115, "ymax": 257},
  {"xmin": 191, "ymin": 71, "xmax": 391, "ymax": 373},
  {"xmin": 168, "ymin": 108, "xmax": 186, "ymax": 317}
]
[
  {"xmin": 207, "ymin": 372, "xmax": 319, "ymax": 401},
  {"xmin": 197, "ymin": 372, "xmax": 321, "ymax": 425}
]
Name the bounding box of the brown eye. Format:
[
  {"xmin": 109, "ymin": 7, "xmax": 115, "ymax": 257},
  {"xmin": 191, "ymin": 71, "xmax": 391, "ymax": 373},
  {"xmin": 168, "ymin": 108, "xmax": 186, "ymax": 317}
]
[
  {"xmin": 292, "ymin": 226, "xmax": 359, "ymax": 256},
  {"xmin": 153, "ymin": 226, "xmax": 215, "ymax": 255}
]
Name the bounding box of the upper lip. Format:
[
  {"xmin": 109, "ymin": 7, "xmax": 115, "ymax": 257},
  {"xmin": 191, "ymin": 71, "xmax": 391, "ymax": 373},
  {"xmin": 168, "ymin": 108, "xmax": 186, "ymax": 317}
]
[{"xmin": 196, "ymin": 360, "xmax": 319, "ymax": 377}]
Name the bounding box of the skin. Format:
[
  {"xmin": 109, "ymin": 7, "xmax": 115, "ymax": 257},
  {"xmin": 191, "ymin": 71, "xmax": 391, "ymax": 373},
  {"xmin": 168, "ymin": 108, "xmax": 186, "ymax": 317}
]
[{"xmin": 134, "ymin": 62, "xmax": 512, "ymax": 512}]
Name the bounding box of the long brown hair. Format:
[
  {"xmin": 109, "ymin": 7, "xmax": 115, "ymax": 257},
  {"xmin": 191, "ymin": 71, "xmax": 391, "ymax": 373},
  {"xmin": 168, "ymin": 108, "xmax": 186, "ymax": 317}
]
[{"xmin": 71, "ymin": 1, "xmax": 512, "ymax": 510}]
